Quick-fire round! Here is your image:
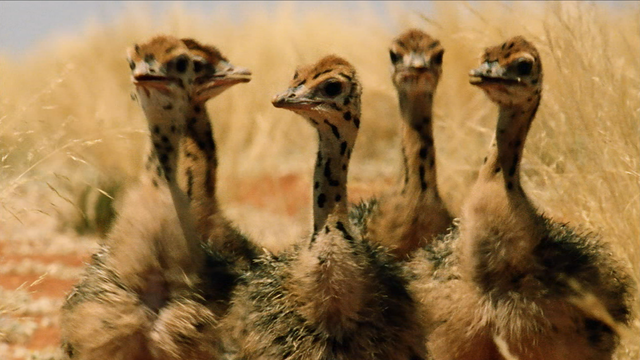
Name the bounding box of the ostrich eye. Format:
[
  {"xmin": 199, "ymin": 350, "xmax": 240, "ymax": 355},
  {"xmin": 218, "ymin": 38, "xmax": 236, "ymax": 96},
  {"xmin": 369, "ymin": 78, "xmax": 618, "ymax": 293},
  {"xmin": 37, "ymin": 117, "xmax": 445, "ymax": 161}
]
[
  {"xmin": 174, "ymin": 55, "xmax": 189, "ymax": 73},
  {"xmin": 432, "ymin": 51, "xmax": 444, "ymax": 65},
  {"xmin": 193, "ymin": 60, "xmax": 205, "ymax": 73},
  {"xmin": 514, "ymin": 58, "xmax": 533, "ymax": 76},
  {"xmin": 389, "ymin": 50, "xmax": 401, "ymax": 64},
  {"xmin": 322, "ymin": 80, "xmax": 343, "ymax": 97}
]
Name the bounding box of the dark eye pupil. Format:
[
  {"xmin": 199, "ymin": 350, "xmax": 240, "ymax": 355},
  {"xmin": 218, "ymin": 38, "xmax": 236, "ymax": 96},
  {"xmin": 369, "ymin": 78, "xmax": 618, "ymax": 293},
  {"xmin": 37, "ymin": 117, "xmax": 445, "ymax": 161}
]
[
  {"xmin": 432, "ymin": 52, "xmax": 443, "ymax": 65},
  {"xmin": 175, "ymin": 57, "xmax": 189, "ymax": 73},
  {"xmin": 129, "ymin": 60, "xmax": 135, "ymax": 70},
  {"xmin": 194, "ymin": 61, "xmax": 203, "ymax": 73},
  {"xmin": 389, "ymin": 50, "xmax": 401, "ymax": 64},
  {"xmin": 324, "ymin": 81, "xmax": 342, "ymax": 97},
  {"xmin": 516, "ymin": 60, "xmax": 532, "ymax": 76}
]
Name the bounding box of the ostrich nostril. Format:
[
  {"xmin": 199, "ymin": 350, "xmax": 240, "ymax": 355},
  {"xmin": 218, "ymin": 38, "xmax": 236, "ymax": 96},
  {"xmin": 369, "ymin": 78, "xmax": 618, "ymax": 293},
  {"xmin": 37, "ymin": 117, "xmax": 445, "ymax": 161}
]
[{"xmin": 288, "ymin": 93, "xmax": 296, "ymax": 98}]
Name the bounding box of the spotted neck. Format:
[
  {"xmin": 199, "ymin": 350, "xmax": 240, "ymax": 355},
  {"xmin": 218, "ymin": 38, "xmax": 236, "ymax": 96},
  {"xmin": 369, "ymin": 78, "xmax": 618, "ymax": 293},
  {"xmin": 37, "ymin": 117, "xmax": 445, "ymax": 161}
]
[
  {"xmin": 478, "ymin": 96, "xmax": 541, "ymax": 191},
  {"xmin": 146, "ymin": 104, "xmax": 186, "ymax": 186},
  {"xmin": 140, "ymin": 95, "xmax": 199, "ymax": 244},
  {"xmin": 179, "ymin": 102, "xmax": 221, "ymax": 225},
  {"xmin": 461, "ymin": 94, "xmax": 544, "ymax": 292},
  {"xmin": 312, "ymin": 123, "xmax": 356, "ymax": 235},
  {"xmin": 398, "ymin": 90, "xmax": 440, "ymax": 199},
  {"xmin": 297, "ymin": 116, "xmax": 363, "ymax": 335}
]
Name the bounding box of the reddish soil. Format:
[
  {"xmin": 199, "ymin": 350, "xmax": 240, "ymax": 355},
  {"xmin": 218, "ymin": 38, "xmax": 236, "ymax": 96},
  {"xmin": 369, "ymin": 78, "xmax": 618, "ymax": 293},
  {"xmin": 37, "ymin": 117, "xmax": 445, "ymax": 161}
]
[
  {"xmin": 0, "ymin": 274, "xmax": 77, "ymax": 300},
  {"xmin": 233, "ymin": 173, "xmax": 394, "ymax": 216},
  {"xmin": 27, "ymin": 322, "xmax": 61, "ymax": 350},
  {"xmin": 234, "ymin": 173, "xmax": 309, "ymax": 216},
  {"xmin": 1, "ymin": 253, "xmax": 89, "ymax": 268},
  {"xmin": 1, "ymin": 245, "xmax": 89, "ymax": 355}
]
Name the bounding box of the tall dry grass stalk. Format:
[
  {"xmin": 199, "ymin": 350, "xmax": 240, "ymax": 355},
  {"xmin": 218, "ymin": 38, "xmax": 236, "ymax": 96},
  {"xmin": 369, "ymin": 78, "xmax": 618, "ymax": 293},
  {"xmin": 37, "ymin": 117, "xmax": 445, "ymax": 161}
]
[{"xmin": 0, "ymin": 1, "xmax": 637, "ymax": 357}]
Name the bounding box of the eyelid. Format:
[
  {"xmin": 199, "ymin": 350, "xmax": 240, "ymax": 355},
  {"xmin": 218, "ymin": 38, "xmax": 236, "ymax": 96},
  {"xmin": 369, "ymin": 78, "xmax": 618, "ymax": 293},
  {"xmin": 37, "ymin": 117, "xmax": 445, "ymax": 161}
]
[{"xmin": 320, "ymin": 78, "xmax": 341, "ymax": 86}]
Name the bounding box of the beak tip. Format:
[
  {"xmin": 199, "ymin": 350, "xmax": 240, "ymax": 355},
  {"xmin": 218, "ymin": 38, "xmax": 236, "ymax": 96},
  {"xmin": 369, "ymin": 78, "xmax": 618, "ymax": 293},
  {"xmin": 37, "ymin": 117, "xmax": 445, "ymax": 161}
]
[
  {"xmin": 233, "ymin": 66, "xmax": 252, "ymax": 80},
  {"xmin": 271, "ymin": 96, "xmax": 284, "ymax": 108}
]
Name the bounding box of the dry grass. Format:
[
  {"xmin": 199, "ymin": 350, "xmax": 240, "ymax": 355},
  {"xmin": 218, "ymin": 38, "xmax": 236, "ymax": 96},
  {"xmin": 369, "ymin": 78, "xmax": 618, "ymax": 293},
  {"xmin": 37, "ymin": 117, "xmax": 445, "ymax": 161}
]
[{"xmin": 0, "ymin": 1, "xmax": 637, "ymax": 358}]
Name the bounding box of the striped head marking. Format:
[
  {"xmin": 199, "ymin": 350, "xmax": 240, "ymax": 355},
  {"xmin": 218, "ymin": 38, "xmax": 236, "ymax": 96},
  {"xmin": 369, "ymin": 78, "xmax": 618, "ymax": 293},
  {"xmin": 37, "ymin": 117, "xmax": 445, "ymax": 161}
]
[
  {"xmin": 390, "ymin": 29, "xmax": 444, "ymax": 93},
  {"xmin": 181, "ymin": 38, "xmax": 252, "ymax": 102},
  {"xmin": 127, "ymin": 36, "xmax": 197, "ymax": 100},
  {"xmin": 469, "ymin": 36, "xmax": 542, "ymax": 106}
]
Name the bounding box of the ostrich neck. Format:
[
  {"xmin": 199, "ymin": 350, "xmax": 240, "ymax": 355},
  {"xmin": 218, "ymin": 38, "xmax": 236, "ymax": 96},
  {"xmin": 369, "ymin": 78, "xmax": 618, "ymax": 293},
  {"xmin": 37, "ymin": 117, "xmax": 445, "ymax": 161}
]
[
  {"xmin": 478, "ymin": 97, "xmax": 540, "ymax": 191},
  {"xmin": 462, "ymin": 95, "xmax": 543, "ymax": 291},
  {"xmin": 398, "ymin": 91, "xmax": 439, "ymax": 199},
  {"xmin": 312, "ymin": 129, "xmax": 354, "ymax": 234},
  {"xmin": 176, "ymin": 101, "xmax": 234, "ymax": 247},
  {"xmin": 181, "ymin": 102, "xmax": 220, "ymax": 210},
  {"xmin": 140, "ymin": 96, "xmax": 200, "ymax": 249}
]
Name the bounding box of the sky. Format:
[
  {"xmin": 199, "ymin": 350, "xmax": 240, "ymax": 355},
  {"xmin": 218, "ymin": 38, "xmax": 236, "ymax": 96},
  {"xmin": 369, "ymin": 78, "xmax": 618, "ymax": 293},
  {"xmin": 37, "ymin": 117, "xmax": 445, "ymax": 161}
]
[
  {"xmin": 0, "ymin": 1, "xmax": 435, "ymax": 57},
  {"xmin": 0, "ymin": 1, "xmax": 629, "ymax": 58}
]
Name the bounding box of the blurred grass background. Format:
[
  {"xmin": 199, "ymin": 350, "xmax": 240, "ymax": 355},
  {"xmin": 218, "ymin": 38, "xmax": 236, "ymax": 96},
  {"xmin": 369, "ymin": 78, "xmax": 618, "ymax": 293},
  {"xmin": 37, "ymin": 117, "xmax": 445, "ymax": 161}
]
[{"xmin": 0, "ymin": 1, "xmax": 638, "ymax": 359}]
